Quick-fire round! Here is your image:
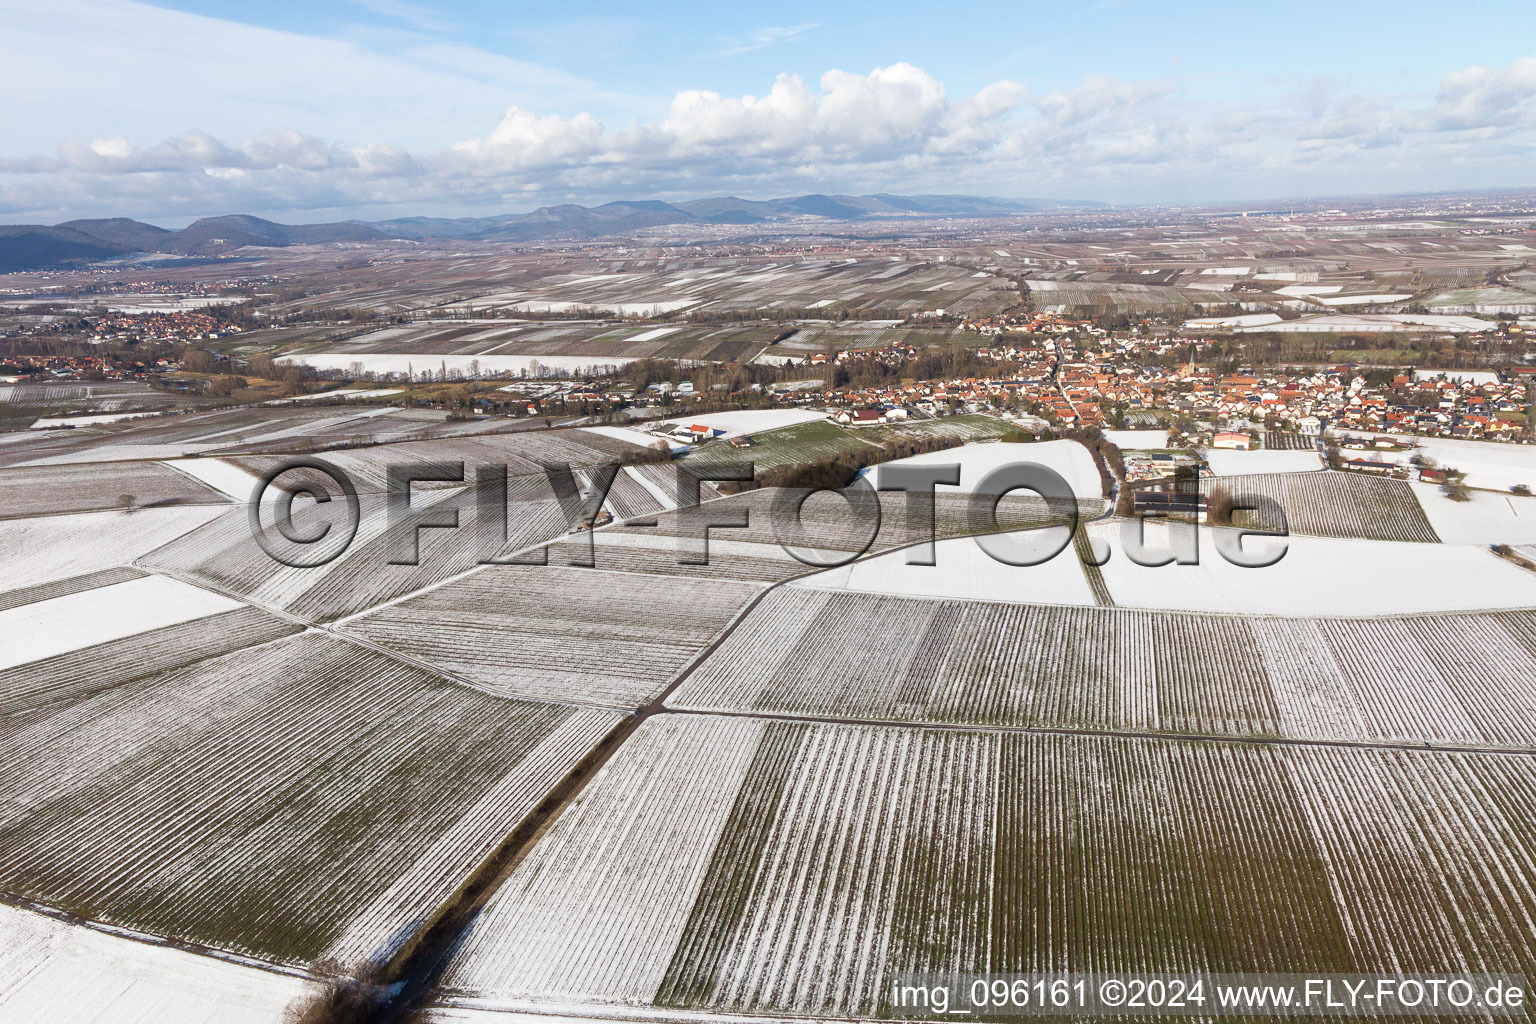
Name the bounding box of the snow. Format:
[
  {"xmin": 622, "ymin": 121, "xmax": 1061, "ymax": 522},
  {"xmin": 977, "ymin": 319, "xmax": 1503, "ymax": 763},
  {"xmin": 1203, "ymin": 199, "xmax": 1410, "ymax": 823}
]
[
  {"xmin": 0, "ymin": 902, "xmax": 309, "ymax": 1023},
  {"xmin": 29, "ymin": 413, "xmax": 157, "ymax": 428},
  {"xmin": 671, "ymin": 408, "xmax": 829, "ymax": 438},
  {"xmin": 1203, "ymin": 449, "xmax": 1323, "ymax": 475},
  {"xmin": 1409, "ymin": 481, "xmax": 1536, "ymax": 545},
  {"xmin": 1276, "ymin": 284, "xmax": 1343, "ymax": 296},
  {"xmin": 1233, "ymin": 314, "xmax": 1494, "ymax": 334},
  {"xmin": 1412, "ymin": 369, "xmax": 1499, "ymax": 386},
  {"xmin": 0, "ymin": 506, "xmax": 229, "ymax": 591},
  {"xmin": 438, "ymin": 716, "xmax": 765, "ymax": 1004},
  {"xmin": 623, "ymin": 466, "xmax": 679, "ymax": 511},
  {"xmin": 0, "ymin": 574, "xmax": 243, "ymax": 670},
  {"xmin": 1102, "ymin": 429, "xmax": 1171, "ymax": 449},
  {"xmin": 1186, "ymin": 313, "xmax": 1282, "ymax": 329},
  {"xmin": 278, "ymin": 353, "xmax": 641, "ymax": 377},
  {"xmin": 160, "ymin": 458, "xmax": 266, "ymax": 501},
  {"xmin": 498, "ymin": 300, "xmax": 695, "ymax": 315},
  {"xmin": 270, "ymin": 388, "xmax": 404, "ymax": 402},
  {"xmin": 750, "ymin": 352, "xmax": 803, "ymax": 366},
  {"xmin": 858, "ymin": 439, "xmax": 1103, "ymax": 501},
  {"xmin": 625, "ymin": 326, "xmax": 682, "ymax": 343},
  {"xmin": 793, "ymin": 528, "xmax": 1096, "ymax": 605},
  {"xmin": 1335, "ymin": 433, "xmax": 1536, "ymax": 493},
  {"xmin": 1093, "ymin": 521, "xmax": 1536, "ymax": 616},
  {"xmin": 1318, "ymin": 293, "xmax": 1414, "ymax": 306},
  {"xmin": 578, "ymin": 425, "xmax": 669, "ymax": 449}
]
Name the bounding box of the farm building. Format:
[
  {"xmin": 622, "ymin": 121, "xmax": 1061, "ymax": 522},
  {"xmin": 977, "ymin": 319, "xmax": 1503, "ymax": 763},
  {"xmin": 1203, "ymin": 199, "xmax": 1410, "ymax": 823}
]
[{"xmin": 1211, "ymin": 431, "xmax": 1251, "ymax": 450}]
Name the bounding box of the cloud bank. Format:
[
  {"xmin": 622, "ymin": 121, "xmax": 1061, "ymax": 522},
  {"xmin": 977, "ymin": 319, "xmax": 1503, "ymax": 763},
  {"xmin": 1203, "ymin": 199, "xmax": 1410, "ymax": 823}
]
[{"xmin": 2, "ymin": 36, "xmax": 1534, "ymax": 221}]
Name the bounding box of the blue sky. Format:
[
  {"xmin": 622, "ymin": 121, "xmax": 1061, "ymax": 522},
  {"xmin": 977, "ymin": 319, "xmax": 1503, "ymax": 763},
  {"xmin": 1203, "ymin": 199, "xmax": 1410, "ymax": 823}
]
[{"xmin": 2, "ymin": 0, "xmax": 1534, "ymax": 222}]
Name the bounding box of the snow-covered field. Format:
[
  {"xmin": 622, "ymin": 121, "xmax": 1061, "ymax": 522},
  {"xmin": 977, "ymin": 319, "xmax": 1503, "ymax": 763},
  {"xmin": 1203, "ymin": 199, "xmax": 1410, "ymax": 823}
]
[
  {"xmin": 271, "ymin": 388, "xmax": 404, "ymax": 402},
  {"xmin": 578, "ymin": 424, "xmax": 671, "ymax": 449},
  {"xmin": 1317, "ymin": 293, "xmax": 1414, "ymax": 305},
  {"xmin": 791, "ymin": 518, "xmax": 1536, "ymax": 616},
  {"xmin": 1186, "ymin": 313, "xmax": 1281, "ymax": 329},
  {"xmin": 1334, "ymin": 432, "xmax": 1536, "ymax": 492},
  {"xmin": 279, "ymin": 353, "xmax": 641, "ymax": 377},
  {"xmin": 474, "ymin": 299, "xmax": 695, "ymax": 315},
  {"xmin": 0, "ymin": 505, "xmax": 227, "ymax": 591},
  {"xmin": 28, "ymin": 413, "xmax": 157, "ymax": 428},
  {"xmin": 668, "ymin": 408, "xmax": 829, "ymax": 438},
  {"xmin": 438, "ymin": 716, "xmax": 764, "ymax": 1005},
  {"xmin": 860, "ymin": 439, "xmax": 1103, "ymax": 500},
  {"xmin": 1233, "ymin": 314, "xmax": 1494, "ymax": 333},
  {"xmin": 672, "ymin": 590, "xmax": 1536, "ymax": 747},
  {"xmin": 1094, "ymin": 521, "xmax": 1536, "ymax": 615},
  {"xmin": 160, "ymin": 457, "xmax": 267, "ymax": 501},
  {"xmin": 0, "ymin": 631, "xmax": 622, "ymax": 967},
  {"xmin": 344, "ymin": 565, "xmax": 763, "ymax": 706},
  {"xmin": 793, "ymin": 528, "xmax": 1096, "ymax": 605},
  {"xmin": 1203, "ymin": 448, "xmax": 1322, "ymax": 475},
  {"xmin": 1409, "ymin": 481, "xmax": 1536, "ymax": 544},
  {"xmin": 428, "ymin": 719, "xmax": 1536, "ymax": 1019},
  {"xmin": 1412, "ymin": 369, "xmax": 1499, "ymax": 386},
  {"xmin": 0, "ymin": 574, "xmax": 241, "ymax": 670},
  {"xmin": 1101, "ymin": 429, "xmax": 1170, "ymax": 449},
  {"xmin": 0, "ymin": 902, "xmax": 309, "ymax": 1023},
  {"xmin": 626, "ymin": 326, "xmax": 682, "ymax": 343}
]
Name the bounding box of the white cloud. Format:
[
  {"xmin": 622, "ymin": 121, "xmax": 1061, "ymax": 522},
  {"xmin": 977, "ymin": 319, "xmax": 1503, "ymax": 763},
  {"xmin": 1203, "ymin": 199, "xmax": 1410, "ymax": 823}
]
[
  {"xmin": 3, "ymin": 45, "xmax": 1536, "ymax": 221},
  {"xmin": 1427, "ymin": 55, "xmax": 1536, "ymax": 130},
  {"xmin": 715, "ymin": 22, "xmax": 818, "ymax": 57}
]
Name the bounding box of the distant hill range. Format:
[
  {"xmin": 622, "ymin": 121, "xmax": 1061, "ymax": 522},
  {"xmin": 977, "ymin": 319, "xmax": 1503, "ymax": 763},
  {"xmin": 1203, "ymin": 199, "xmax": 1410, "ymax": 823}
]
[{"xmin": 0, "ymin": 193, "xmax": 1103, "ymax": 272}]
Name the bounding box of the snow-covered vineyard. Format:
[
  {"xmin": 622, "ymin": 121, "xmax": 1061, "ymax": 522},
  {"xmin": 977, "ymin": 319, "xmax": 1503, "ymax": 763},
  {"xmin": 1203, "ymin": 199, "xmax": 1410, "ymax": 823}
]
[
  {"xmin": 227, "ymin": 426, "xmax": 644, "ymax": 495},
  {"xmin": 5, "ymin": 405, "xmax": 1536, "ymax": 1023},
  {"xmin": 612, "ymin": 487, "xmax": 1105, "ymax": 558},
  {"xmin": 343, "ymin": 565, "xmax": 763, "ymax": 707},
  {"xmin": 0, "ymin": 631, "xmax": 621, "ymax": 966},
  {"xmin": 0, "ymin": 460, "xmax": 231, "ymax": 518},
  {"xmin": 1, "ymin": 403, "xmax": 499, "ymax": 468},
  {"xmin": 141, "ymin": 483, "xmax": 573, "ymax": 621},
  {"xmin": 432, "ymin": 716, "xmax": 1536, "ymax": 1018},
  {"xmin": 1198, "ymin": 470, "xmax": 1440, "ymax": 542},
  {"xmin": 670, "ymin": 588, "xmax": 1536, "ymax": 746}
]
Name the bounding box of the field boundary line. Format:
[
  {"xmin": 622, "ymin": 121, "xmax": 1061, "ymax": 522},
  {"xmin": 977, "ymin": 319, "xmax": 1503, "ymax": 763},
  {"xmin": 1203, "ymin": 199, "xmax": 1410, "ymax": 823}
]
[
  {"xmin": 0, "ymin": 889, "xmax": 318, "ymax": 982},
  {"xmin": 658, "ymin": 707, "xmax": 1536, "ymax": 759}
]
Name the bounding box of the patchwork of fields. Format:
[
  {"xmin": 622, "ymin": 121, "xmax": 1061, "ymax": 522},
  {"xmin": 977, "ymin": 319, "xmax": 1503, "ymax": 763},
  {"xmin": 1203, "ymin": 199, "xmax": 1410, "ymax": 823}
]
[
  {"xmin": 0, "ymin": 631, "xmax": 622, "ymax": 967},
  {"xmin": 433, "ymin": 716, "xmax": 1536, "ymax": 1017},
  {"xmin": 5, "ymin": 404, "xmax": 1536, "ymax": 1023},
  {"xmin": 2, "ymin": 403, "xmax": 507, "ymax": 467},
  {"xmin": 0, "ymin": 459, "xmax": 231, "ymax": 518},
  {"xmin": 671, "ymin": 589, "xmax": 1536, "ymax": 746}
]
